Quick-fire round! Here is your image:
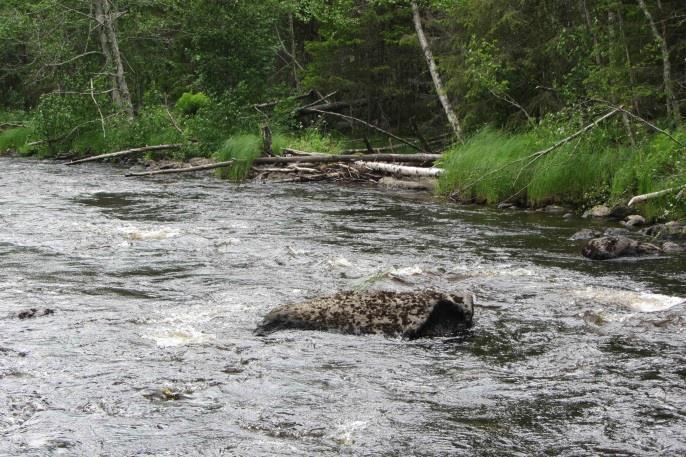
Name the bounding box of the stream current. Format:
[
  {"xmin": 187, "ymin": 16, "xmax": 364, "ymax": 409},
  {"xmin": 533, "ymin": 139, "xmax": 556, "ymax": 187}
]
[{"xmin": 1, "ymin": 156, "xmax": 685, "ymax": 456}]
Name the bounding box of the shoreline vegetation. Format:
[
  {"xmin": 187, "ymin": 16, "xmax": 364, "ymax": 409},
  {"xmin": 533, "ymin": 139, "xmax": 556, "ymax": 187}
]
[
  {"xmin": 1, "ymin": 1, "xmax": 685, "ymax": 222},
  {"xmin": 1, "ymin": 106, "xmax": 684, "ymax": 223}
]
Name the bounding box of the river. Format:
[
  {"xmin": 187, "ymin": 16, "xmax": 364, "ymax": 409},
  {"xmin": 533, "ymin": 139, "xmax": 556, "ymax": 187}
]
[{"xmin": 1, "ymin": 156, "xmax": 685, "ymax": 456}]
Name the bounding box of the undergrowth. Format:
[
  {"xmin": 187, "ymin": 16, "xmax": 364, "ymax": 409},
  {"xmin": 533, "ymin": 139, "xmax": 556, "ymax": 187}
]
[
  {"xmin": 214, "ymin": 129, "xmax": 341, "ymax": 181},
  {"xmin": 438, "ymin": 123, "xmax": 686, "ymax": 221},
  {"xmin": 0, "ymin": 127, "xmax": 32, "ymax": 154}
]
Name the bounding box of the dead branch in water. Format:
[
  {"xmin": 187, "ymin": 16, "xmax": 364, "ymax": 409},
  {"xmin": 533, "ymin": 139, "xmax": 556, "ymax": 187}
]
[
  {"xmin": 66, "ymin": 143, "xmax": 183, "ymax": 165},
  {"xmin": 125, "ymin": 160, "xmax": 235, "ymax": 177}
]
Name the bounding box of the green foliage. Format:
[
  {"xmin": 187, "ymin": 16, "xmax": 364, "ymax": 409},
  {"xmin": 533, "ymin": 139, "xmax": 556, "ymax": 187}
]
[
  {"xmin": 175, "ymin": 92, "xmax": 211, "ymax": 115},
  {"xmin": 283, "ymin": 128, "xmax": 342, "ymax": 154},
  {"xmin": 0, "ymin": 127, "xmax": 32, "ymax": 154},
  {"xmin": 33, "ymin": 93, "xmax": 99, "ymax": 157},
  {"xmin": 611, "ymin": 129, "xmax": 686, "ymax": 220},
  {"xmin": 214, "ymin": 134, "xmax": 266, "ymax": 181}
]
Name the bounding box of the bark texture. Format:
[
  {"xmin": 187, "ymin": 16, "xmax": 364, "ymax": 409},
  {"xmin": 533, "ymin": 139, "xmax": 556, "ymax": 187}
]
[
  {"xmin": 411, "ymin": 2, "xmax": 462, "ymax": 139},
  {"xmin": 94, "ymin": 0, "xmax": 134, "ymax": 118}
]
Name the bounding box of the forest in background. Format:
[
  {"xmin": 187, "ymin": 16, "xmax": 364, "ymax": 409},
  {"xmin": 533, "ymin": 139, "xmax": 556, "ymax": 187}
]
[{"xmin": 1, "ymin": 0, "xmax": 685, "ymax": 220}]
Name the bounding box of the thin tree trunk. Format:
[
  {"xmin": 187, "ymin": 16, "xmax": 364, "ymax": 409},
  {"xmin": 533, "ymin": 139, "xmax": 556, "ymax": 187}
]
[
  {"xmin": 580, "ymin": 0, "xmax": 602, "ymax": 66},
  {"xmin": 94, "ymin": 0, "xmax": 134, "ymax": 119},
  {"xmin": 637, "ymin": 0, "xmax": 680, "ymax": 125},
  {"xmin": 411, "ymin": 2, "xmax": 462, "ymax": 140},
  {"xmin": 94, "ymin": 0, "xmax": 120, "ymax": 107}
]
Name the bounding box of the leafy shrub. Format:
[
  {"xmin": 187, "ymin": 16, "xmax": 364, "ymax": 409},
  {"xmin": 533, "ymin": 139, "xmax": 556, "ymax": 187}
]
[
  {"xmin": 34, "ymin": 93, "xmax": 97, "ymax": 157},
  {"xmin": 175, "ymin": 92, "xmax": 211, "ymax": 115}
]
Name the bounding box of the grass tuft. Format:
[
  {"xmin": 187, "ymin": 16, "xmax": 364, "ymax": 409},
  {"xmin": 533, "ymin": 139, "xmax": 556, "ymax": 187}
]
[{"xmin": 0, "ymin": 127, "xmax": 32, "ymax": 154}]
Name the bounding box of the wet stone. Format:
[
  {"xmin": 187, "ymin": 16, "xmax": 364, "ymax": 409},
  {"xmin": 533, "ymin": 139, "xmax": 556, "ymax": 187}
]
[
  {"xmin": 623, "ymin": 214, "xmax": 646, "ymax": 227},
  {"xmin": 13, "ymin": 308, "xmax": 55, "ymax": 320},
  {"xmin": 583, "ymin": 205, "xmax": 611, "ymax": 218},
  {"xmin": 582, "ymin": 236, "xmax": 662, "ymax": 260},
  {"xmin": 569, "ymin": 229, "xmax": 601, "ymax": 241},
  {"xmin": 662, "ymin": 241, "xmax": 684, "ymax": 253},
  {"xmin": 603, "ymin": 227, "xmax": 631, "ymax": 237},
  {"xmin": 641, "ymin": 221, "xmax": 686, "ymax": 241}
]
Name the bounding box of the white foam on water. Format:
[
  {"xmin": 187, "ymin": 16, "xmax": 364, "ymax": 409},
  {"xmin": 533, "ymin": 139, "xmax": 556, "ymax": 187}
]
[
  {"xmin": 327, "ymin": 256, "xmax": 353, "ymax": 268},
  {"xmin": 452, "ymin": 263, "xmax": 538, "ymax": 278},
  {"xmin": 388, "ymin": 265, "xmax": 424, "ymax": 277},
  {"xmin": 574, "ymin": 287, "xmax": 685, "ymax": 313},
  {"xmin": 142, "ymin": 325, "xmax": 214, "ymax": 347},
  {"xmin": 119, "ymin": 226, "xmax": 181, "ymax": 241},
  {"xmin": 331, "ymin": 420, "xmax": 368, "ymax": 446}
]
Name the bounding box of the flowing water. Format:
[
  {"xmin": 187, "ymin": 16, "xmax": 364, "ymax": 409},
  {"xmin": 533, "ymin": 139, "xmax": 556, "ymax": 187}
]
[{"xmin": 1, "ymin": 156, "xmax": 685, "ymax": 456}]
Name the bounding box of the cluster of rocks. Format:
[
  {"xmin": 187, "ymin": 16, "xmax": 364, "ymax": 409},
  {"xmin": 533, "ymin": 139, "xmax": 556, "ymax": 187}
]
[{"xmin": 569, "ymin": 205, "xmax": 685, "ymax": 260}]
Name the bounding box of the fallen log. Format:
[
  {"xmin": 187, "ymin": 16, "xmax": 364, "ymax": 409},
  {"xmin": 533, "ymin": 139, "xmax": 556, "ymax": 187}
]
[
  {"xmin": 355, "ymin": 161, "xmax": 443, "ymax": 177},
  {"xmin": 125, "ymin": 160, "xmax": 234, "ymax": 177},
  {"xmin": 0, "ymin": 122, "xmax": 27, "ymax": 130},
  {"xmin": 282, "ymin": 148, "xmax": 326, "ymax": 157},
  {"xmin": 66, "ymin": 144, "xmax": 183, "ymax": 165},
  {"xmin": 628, "ymin": 184, "xmax": 686, "ymax": 207},
  {"xmin": 252, "ymin": 153, "xmax": 440, "ymax": 166}
]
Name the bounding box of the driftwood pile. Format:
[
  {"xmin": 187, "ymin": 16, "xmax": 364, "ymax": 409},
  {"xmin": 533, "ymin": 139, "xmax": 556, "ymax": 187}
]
[
  {"xmin": 250, "ymin": 152, "xmax": 443, "ymax": 187},
  {"xmin": 123, "ymin": 148, "xmax": 444, "ymax": 189}
]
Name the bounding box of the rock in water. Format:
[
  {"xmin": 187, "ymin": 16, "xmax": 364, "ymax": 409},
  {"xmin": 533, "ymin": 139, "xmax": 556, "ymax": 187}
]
[
  {"xmin": 255, "ymin": 290, "xmax": 474, "ymax": 339},
  {"xmin": 582, "ymin": 236, "xmax": 662, "ymax": 260}
]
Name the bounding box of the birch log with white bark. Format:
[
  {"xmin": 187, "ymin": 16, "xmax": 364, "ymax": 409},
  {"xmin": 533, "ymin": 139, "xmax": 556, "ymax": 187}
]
[
  {"xmin": 355, "ymin": 161, "xmax": 444, "ymax": 177},
  {"xmin": 411, "ymin": 2, "xmax": 462, "ymax": 139}
]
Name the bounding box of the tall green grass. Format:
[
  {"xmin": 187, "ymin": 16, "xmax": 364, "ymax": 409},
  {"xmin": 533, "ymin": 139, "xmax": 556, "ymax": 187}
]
[
  {"xmin": 0, "ymin": 127, "xmax": 32, "ymax": 154},
  {"xmin": 438, "ymin": 126, "xmax": 686, "ymax": 220},
  {"xmin": 437, "ymin": 128, "xmax": 543, "ymax": 204}
]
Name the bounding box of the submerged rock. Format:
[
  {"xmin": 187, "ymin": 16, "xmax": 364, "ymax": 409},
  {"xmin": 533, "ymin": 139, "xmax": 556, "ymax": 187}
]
[
  {"xmin": 255, "ymin": 290, "xmax": 474, "ymax": 339},
  {"xmin": 583, "ymin": 205, "xmax": 611, "ymax": 218},
  {"xmin": 544, "ymin": 205, "xmax": 568, "ymax": 214},
  {"xmin": 662, "ymin": 241, "xmax": 685, "ymax": 253},
  {"xmin": 13, "ymin": 308, "xmax": 55, "ymax": 320},
  {"xmin": 582, "ymin": 236, "xmax": 662, "ymax": 260},
  {"xmin": 640, "ymin": 221, "xmax": 686, "ymax": 241},
  {"xmin": 603, "ymin": 227, "xmax": 631, "ymax": 237},
  {"xmin": 569, "ymin": 229, "xmax": 601, "ymax": 241}
]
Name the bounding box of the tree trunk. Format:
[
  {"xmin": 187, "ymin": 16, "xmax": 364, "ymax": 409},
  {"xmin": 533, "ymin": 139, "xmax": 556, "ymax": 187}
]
[
  {"xmin": 411, "ymin": 2, "xmax": 462, "ymax": 140},
  {"xmin": 93, "ymin": 0, "xmax": 134, "ymax": 119},
  {"xmin": 637, "ymin": 0, "xmax": 680, "ymax": 125}
]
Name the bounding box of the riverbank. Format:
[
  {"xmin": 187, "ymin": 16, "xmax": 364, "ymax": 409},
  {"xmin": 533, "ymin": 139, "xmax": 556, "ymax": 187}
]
[{"xmin": 1, "ymin": 109, "xmax": 685, "ymax": 223}]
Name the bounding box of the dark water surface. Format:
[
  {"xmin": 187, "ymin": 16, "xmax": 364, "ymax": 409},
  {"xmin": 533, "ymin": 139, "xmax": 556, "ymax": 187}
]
[{"xmin": 1, "ymin": 156, "xmax": 685, "ymax": 456}]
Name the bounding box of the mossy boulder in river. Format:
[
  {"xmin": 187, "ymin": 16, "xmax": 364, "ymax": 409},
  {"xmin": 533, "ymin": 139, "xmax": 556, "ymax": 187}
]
[{"xmin": 255, "ymin": 290, "xmax": 474, "ymax": 339}]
